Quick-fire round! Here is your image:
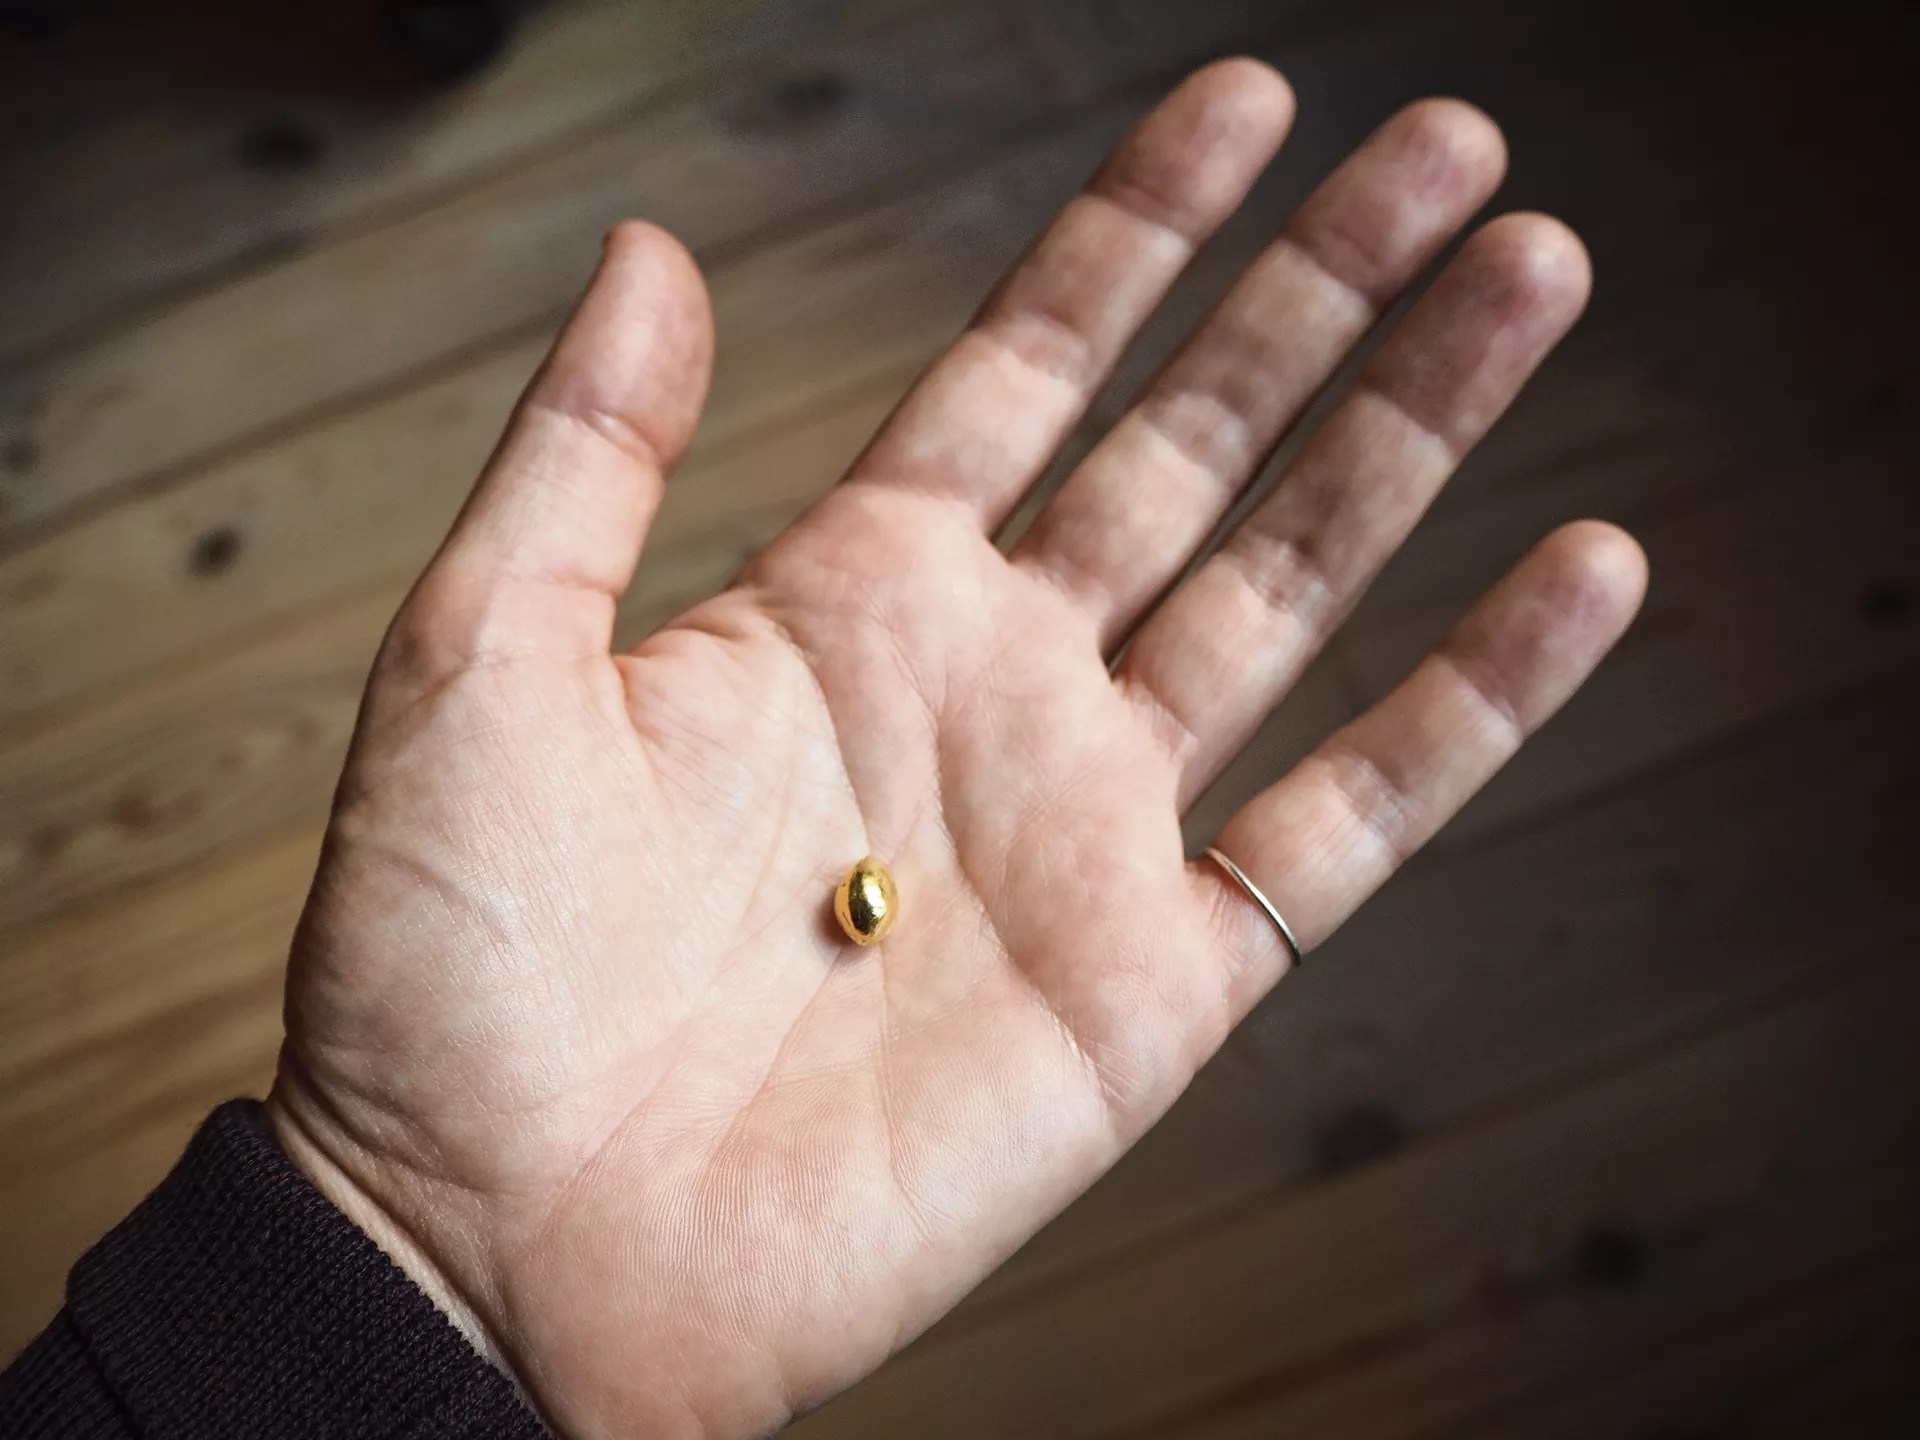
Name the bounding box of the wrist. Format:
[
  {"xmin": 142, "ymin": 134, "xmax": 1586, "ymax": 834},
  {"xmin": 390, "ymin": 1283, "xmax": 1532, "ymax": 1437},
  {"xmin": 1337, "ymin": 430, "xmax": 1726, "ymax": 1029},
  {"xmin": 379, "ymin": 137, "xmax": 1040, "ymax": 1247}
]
[
  {"xmin": 263, "ymin": 1080, "xmax": 512, "ymax": 1377},
  {"xmin": 56, "ymin": 1101, "xmax": 545, "ymax": 1438}
]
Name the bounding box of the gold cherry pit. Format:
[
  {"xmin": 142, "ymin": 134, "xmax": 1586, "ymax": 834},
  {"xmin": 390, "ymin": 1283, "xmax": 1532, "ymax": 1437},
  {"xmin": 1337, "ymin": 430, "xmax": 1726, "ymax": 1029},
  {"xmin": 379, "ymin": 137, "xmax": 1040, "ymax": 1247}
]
[{"xmin": 834, "ymin": 856, "xmax": 898, "ymax": 946}]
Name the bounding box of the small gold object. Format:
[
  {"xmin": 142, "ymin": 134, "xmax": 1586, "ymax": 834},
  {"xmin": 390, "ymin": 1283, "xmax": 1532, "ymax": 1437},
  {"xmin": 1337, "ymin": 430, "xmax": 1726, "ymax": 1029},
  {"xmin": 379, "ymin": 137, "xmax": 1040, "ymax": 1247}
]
[{"xmin": 834, "ymin": 856, "xmax": 898, "ymax": 946}]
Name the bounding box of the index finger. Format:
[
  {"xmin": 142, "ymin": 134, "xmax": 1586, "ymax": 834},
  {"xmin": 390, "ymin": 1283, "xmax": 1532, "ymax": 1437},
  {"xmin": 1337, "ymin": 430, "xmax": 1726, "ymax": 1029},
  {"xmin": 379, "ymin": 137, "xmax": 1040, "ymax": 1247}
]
[{"xmin": 847, "ymin": 59, "xmax": 1296, "ymax": 528}]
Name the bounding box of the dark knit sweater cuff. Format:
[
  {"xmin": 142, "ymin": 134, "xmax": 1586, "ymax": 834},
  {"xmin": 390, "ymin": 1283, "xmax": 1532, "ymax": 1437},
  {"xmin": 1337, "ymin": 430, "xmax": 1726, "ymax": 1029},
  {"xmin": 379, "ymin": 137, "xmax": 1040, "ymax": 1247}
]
[{"xmin": 32, "ymin": 1100, "xmax": 544, "ymax": 1439}]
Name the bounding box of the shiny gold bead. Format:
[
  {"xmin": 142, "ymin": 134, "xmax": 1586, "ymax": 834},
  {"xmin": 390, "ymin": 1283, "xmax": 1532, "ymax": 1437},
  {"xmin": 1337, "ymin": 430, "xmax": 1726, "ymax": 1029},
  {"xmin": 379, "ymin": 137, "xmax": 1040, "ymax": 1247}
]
[{"xmin": 834, "ymin": 856, "xmax": 898, "ymax": 946}]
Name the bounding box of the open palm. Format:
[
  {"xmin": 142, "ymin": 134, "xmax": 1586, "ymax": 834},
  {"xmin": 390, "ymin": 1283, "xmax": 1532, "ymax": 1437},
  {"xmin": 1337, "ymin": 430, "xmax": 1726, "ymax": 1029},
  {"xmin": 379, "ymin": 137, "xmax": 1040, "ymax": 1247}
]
[{"xmin": 269, "ymin": 62, "xmax": 1645, "ymax": 1440}]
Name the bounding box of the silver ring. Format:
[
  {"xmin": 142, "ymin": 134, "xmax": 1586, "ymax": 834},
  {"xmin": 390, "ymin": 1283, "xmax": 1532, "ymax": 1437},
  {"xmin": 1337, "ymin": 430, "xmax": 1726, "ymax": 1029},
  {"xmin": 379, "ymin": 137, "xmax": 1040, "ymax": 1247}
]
[{"xmin": 1203, "ymin": 846, "xmax": 1305, "ymax": 967}]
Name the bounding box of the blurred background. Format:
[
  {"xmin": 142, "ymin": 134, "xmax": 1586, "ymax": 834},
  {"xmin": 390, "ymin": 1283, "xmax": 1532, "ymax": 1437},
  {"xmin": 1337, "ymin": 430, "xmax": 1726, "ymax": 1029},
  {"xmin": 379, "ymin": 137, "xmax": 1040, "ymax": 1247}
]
[{"xmin": 2, "ymin": 0, "xmax": 1917, "ymax": 1433}]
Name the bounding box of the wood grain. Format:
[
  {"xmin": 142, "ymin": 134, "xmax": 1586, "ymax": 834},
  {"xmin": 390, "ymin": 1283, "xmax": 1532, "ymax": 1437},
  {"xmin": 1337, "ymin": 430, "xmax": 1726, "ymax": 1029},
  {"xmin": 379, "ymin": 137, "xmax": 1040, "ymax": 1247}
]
[
  {"xmin": 1413, "ymin": 1247, "xmax": 1920, "ymax": 1440},
  {"xmin": 0, "ymin": 831, "xmax": 315, "ymax": 1146},
  {"xmin": 0, "ymin": 831, "xmax": 318, "ymax": 1342},
  {"xmin": 0, "ymin": 108, "xmax": 1136, "ymax": 723},
  {"xmin": 0, "ymin": 0, "xmax": 1305, "ymax": 546},
  {"xmin": 0, "ymin": 4, "xmax": 1042, "ymax": 540},
  {"xmin": 1342, "ymin": 426, "xmax": 1920, "ymax": 851},
  {"xmin": 0, "ymin": 0, "xmax": 931, "ymax": 362}
]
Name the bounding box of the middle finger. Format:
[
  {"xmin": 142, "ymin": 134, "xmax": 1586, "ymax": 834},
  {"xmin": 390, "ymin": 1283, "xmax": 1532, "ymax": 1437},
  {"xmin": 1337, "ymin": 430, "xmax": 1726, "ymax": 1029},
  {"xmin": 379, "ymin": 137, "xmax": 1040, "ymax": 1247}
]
[{"xmin": 1012, "ymin": 99, "xmax": 1506, "ymax": 646}]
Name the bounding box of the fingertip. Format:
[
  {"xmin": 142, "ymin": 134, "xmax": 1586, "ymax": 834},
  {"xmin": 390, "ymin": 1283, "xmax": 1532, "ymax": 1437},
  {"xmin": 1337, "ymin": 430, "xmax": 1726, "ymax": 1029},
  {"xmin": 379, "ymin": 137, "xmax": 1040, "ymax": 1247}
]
[
  {"xmin": 1111, "ymin": 58, "xmax": 1295, "ymax": 235},
  {"xmin": 1552, "ymin": 518, "xmax": 1650, "ymax": 616},
  {"xmin": 1507, "ymin": 521, "xmax": 1649, "ymax": 673},
  {"xmin": 1473, "ymin": 211, "xmax": 1594, "ymax": 320},
  {"xmin": 1287, "ymin": 95, "xmax": 1508, "ymax": 311},
  {"xmin": 1393, "ymin": 96, "xmax": 1509, "ymax": 190},
  {"xmin": 1192, "ymin": 56, "xmax": 1298, "ymax": 133},
  {"xmin": 539, "ymin": 219, "xmax": 715, "ymax": 472},
  {"xmin": 602, "ymin": 219, "xmax": 705, "ymax": 306},
  {"xmin": 598, "ymin": 218, "xmax": 714, "ymax": 357}
]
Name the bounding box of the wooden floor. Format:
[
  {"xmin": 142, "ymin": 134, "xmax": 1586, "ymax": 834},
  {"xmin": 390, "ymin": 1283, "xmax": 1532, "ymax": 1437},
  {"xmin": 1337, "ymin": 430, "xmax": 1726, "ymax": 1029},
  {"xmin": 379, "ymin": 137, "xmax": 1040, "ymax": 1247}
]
[{"xmin": 4, "ymin": 1, "xmax": 1918, "ymax": 1433}]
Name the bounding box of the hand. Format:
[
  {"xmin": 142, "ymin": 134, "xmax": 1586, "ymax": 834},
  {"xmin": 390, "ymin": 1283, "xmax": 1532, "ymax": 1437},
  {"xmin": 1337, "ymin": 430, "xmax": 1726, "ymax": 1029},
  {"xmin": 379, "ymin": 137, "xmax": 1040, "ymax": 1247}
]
[{"xmin": 268, "ymin": 60, "xmax": 1645, "ymax": 1439}]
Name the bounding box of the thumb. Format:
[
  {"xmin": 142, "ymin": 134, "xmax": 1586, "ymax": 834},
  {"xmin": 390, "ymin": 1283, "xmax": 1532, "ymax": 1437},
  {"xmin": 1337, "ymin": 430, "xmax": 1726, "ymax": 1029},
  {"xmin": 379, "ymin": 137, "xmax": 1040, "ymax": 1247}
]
[{"xmin": 399, "ymin": 221, "xmax": 714, "ymax": 670}]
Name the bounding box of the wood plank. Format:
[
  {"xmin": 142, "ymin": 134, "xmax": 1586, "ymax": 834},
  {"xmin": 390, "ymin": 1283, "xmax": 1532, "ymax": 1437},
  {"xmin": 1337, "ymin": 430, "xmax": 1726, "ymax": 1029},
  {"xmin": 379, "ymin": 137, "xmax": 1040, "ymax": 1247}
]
[
  {"xmin": 1407, "ymin": 1247, "xmax": 1920, "ymax": 1440},
  {"xmin": 0, "ymin": 585, "xmax": 373, "ymax": 947},
  {"xmin": 0, "ymin": 0, "xmax": 932, "ymax": 362},
  {"xmin": 0, "ymin": 845, "xmax": 318, "ymax": 1354},
  {"xmin": 1339, "ymin": 424, "xmax": 1920, "ymax": 852},
  {"xmin": 0, "ymin": 106, "xmax": 1146, "ymax": 725},
  {"xmin": 0, "ymin": 0, "xmax": 1296, "ymax": 545},
  {"xmin": 0, "ymin": 2, "xmax": 1050, "ymax": 540},
  {"xmin": 0, "ymin": 832, "xmax": 315, "ymax": 1164},
  {"xmin": 794, "ymin": 955, "xmax": 1920, "ymax": 1438},
  {"xmin": 1347, "ymin": 185, "xmax": 1916, "ymax": 626},
  {"xmin": 962, "ymin": 660, "xmax": 1920, "ymax": 1307},
  {"xmin": 0, "ymin": 377, "xmax": 905, "ymax": 942}
]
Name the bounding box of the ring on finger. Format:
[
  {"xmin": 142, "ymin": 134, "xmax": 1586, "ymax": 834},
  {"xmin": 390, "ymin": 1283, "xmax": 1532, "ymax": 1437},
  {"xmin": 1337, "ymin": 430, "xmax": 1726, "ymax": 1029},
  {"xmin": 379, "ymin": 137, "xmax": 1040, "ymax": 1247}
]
[{"xmin": 1204, "ymin": 845, "xmax": 1306, "ymax": 968}]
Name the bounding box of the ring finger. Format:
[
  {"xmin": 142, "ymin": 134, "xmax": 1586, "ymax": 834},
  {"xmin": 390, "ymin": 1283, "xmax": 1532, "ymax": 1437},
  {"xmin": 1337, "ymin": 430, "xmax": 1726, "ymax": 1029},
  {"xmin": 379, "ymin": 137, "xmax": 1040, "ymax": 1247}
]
[{"xmin": 1199, "ymin": 521, "xmax": 1647, "ymax": 1015}]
